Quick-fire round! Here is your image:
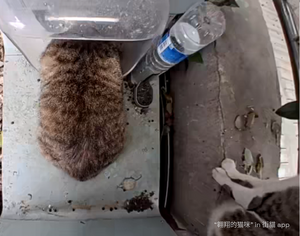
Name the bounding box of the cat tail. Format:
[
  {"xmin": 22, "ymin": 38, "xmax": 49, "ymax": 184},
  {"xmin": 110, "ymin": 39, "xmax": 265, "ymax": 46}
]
[{"xmin": 60, "ymin": 141, "xmax": 110, "ymax": 181}]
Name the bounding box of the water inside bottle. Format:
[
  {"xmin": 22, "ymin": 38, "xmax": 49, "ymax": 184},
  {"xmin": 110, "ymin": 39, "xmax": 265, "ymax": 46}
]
[
  {"xmin": 170, "ymin": 22, "xmax": 200, "ymax": 55},
  {"xmin": 131, "ymin": 2, "xmax": 226, "ymax": 83}
]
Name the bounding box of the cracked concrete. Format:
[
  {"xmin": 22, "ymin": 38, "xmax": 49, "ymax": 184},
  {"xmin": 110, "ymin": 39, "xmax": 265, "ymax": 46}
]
[
  {"xmin": 169, "ymin": 1, "xmax": 281, "ymax": 235},
  {"xmin": 215, "ymin": 45, "xmax": 226, "ymax": 160}
]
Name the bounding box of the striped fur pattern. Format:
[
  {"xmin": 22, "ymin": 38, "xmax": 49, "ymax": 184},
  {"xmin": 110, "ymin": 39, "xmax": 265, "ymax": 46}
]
[
  {"xmin": 208, "ymin": 158, "xmax": 299, "ymax": 236},
  {"xmin": 38, "ymin": 40, "xmax": 125, "ymax": 181}
]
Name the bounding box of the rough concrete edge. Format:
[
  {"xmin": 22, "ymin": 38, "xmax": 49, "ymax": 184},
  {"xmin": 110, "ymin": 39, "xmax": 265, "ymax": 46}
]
[{"xmin": 258, "ymin": 0, "xmax": 298, "ymax": 178}]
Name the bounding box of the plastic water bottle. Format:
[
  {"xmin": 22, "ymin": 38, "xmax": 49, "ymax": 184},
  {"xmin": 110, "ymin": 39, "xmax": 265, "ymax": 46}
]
[{"xmin": 131, "ymin": 2, "xmax": 226, "ymax": 83}]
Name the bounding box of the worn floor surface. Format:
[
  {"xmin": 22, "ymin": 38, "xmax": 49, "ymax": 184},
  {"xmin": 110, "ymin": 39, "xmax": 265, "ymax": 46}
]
[{"xmin": 169, "ymin": 1, "xmax": 282, "ymax": 235}]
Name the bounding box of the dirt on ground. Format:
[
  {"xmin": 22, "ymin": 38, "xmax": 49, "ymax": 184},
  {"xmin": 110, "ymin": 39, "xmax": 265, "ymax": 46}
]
[
  {"xmin": 123, "ymin": 191, "xmax": 154, "ymax": 213},
  {"xmin": 136, "ymin": 80, "xmax": 153, "ymax": 107}
]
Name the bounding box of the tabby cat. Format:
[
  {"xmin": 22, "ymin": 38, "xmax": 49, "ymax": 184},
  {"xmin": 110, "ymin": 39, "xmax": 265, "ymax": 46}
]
[
  {"xmin": 208, "ymin": 158, "xmax": 299, "ymax": 236},
  {"xmin": 38, "ymin": 40, "xmax": 125, "ymax": 181}
]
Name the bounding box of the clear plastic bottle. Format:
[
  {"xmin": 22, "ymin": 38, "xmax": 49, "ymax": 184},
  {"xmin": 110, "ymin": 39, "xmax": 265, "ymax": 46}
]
[{"xmin": 131, "ymin": 2, "xmax": 226, "ymax": 83}]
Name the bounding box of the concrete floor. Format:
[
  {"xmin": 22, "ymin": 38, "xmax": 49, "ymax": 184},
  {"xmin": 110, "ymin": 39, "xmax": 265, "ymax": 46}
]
[{"xmin": 169, "ymin": 1, "xmax": 282, "ymax": 235}]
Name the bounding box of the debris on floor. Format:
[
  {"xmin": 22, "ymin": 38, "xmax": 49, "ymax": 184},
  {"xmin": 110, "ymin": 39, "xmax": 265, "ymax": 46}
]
[
  {"xmin": 162, "ymin": 88, "xmax": 174, "ymax": 127},
  {"xmin": 71, "ymin": 204, "xmax": 92, "ymax": 211},
  {"xmin": 124, "ymin": 78, "xmax": 149, "ymax": 115},
  {"xmin": 135, "ymin": 80, "xmax": 153, "ymax": 107},
  {"xmin": 123, "ymin": 191, "xmax": 154, "ymax": 213},
  {"xmin": 117, "ymin": 174, "xmax": 142, "ymax": 191},
  {"xmin": 20, "ymin": 201, "xmax": 30, "ymax": 214},
  {"xmin": 234, "ymin": 107, "xmax": 259, "ymax": 131},
  {"xmin": 121, "ymin": 179, "xmax": 136, "ymax": 191},
  {"xmin": 242, "ymin": 148, "xmax": 264, "ymax": 178},
  {"xmin": 255, "ymin": 154, "xmax": 264, "ymax": 179},
  {"xmin": 271, "ymin": 120, "xmax": 281, "ymax": 146},
  {"xmin": 234, "ymin": 115, "xmax": 246, "ymax": 130},
  {"xmin": 243, "ymin": 148, "xmax": 254, "ymax": 175},
  {"xmin": 245, "ymin": 111, "xmax": 256, "ymax": 128}
]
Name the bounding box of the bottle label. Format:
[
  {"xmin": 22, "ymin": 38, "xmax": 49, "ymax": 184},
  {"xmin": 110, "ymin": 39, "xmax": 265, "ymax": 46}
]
[{"xmin": 157, "ymin": 33, "xmax": 187, "ymax": 64}]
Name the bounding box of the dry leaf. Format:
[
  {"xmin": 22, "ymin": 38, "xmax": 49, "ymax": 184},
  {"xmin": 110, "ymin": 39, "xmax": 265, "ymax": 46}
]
[
  {"xmin": 234, "ymin": 115, "xmax": 246, "ymax": 130},
  {"xmin": 166, "ymin": 102, "xmax": 173, "ymax": 116},
  {"xmin": 243, "ymin": 148, "xmax": 254, "ymax": 175},
  {"xmin": 245, "ymin": 165, "xmax": 253, "ymax": 175},
  {"xmin": 247, "ymin": 105, "xmax": 255, "ymax": 112},
  {"xmin": 163, "ymin": 91, "xmax": 173, "ymax": 103},
  {"xmin": 245, "ymin": 112, "xmax": 256, "ymax": 128},
  {"xmin": 271, "ymin": 121, "xmax": 281, "ymax": 146},
  {"xmin": 255, "ymin": 154, "xmax": 264, "ymax": 179}
]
